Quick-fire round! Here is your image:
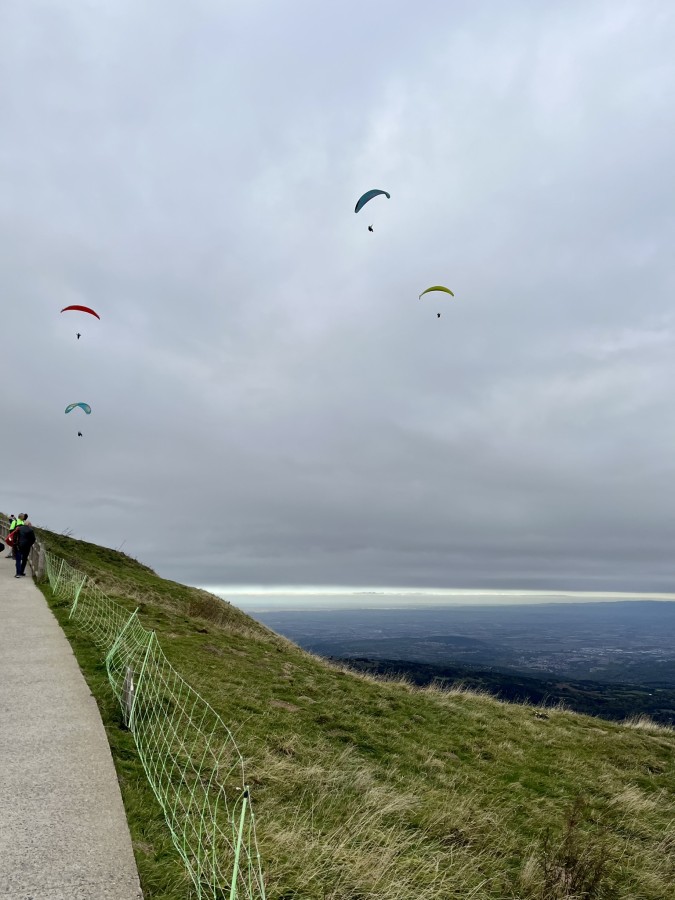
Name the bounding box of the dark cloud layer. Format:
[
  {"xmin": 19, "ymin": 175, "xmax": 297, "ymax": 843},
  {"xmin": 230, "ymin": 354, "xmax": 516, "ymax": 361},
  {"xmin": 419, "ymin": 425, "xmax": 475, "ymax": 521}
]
[{"xmin": 2, "ymin": 1, "xmax": 675, "ymax": 591}]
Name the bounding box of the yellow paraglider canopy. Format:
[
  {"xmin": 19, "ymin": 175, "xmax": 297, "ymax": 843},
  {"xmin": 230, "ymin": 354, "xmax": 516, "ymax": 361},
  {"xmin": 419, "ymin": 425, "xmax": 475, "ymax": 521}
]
[{"xmin": 419, "ymin": 285, "xmax": 454, "ymax": 300}]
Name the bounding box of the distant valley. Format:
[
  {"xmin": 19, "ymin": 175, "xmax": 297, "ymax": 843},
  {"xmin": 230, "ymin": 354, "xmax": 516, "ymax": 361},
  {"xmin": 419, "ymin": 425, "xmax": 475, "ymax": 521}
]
[{"xmin": 254, "ymin": 601, "xmax": 675, "ymax": 724}]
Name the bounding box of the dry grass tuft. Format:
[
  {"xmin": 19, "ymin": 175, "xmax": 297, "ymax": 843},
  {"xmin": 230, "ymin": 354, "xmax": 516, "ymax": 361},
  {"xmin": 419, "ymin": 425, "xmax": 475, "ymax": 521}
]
[
  {"xmin": 254, "ymin": 750, "xmax": 488, "ymax": 899},
  {"xmin": 622, "ymin": 714, "xmax": 674, "ymax": 734},
  {"xmin": 610, "ymin": 784, "xmax": 657, "ymax": 814},
  {"xmin": 524, "ymin": 797, "xmax": 612, "ymax": 900}
]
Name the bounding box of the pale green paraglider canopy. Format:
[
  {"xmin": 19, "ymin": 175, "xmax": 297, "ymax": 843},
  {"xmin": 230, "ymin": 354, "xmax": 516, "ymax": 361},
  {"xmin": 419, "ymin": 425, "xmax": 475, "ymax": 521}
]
[
  {"xmin": 65, "ymin": 402, "xmax": 91, "ymax": 415},
  {"xmin": 419, "ymin": 285, "xmax": 455, "ymax": 300},
  {"xmin": 354, "ymin": 189, "xmax": 390, "ymax": 214}
]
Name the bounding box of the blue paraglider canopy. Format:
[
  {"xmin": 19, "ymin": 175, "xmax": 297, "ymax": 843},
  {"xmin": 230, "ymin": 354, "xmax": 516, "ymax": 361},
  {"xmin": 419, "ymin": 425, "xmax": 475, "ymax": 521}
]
[
  {"xmin": 354, "ymin": 189, "xmax": 390, "ymax": 214},
  {"xmin": 65, "ymin": 402, "xmax": 92, "ymax": 415}
]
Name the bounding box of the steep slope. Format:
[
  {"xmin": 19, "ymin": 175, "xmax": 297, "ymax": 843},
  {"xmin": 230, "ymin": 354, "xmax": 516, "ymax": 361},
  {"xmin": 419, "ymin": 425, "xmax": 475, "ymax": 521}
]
[{"xmin": 38, "ymin": 529, "xmax": 675, "ymax": 899}]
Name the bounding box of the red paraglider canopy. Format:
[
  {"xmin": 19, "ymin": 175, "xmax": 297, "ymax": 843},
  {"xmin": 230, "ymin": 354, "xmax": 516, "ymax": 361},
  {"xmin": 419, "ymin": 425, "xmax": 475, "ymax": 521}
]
[{"xmin": 61, "ymin": 305, "xmax": 100, "ymax": 319}]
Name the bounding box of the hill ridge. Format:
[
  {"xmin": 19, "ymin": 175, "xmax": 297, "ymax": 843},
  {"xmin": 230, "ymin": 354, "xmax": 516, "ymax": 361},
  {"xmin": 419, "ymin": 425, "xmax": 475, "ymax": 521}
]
[{"xmin": 35, "ymin": 525, "xmax": 675, "ymax": 900}]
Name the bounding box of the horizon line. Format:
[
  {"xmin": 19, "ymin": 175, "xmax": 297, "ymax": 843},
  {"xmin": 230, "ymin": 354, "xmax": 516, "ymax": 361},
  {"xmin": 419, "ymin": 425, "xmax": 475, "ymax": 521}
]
[{"xmin": 201, "ymin": 585, "xmax": 675, "ymax": 602}]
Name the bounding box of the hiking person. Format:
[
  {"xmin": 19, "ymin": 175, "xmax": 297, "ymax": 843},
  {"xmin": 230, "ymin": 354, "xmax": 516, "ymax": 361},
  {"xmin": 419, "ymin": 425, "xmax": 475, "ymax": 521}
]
[
  {"xmin": 10, "ymin": 514, "xmax": 28, "ymax": 567},
  {"xmin": 14, "ymin": 518, "xmax": 36, "ymax": 577}
]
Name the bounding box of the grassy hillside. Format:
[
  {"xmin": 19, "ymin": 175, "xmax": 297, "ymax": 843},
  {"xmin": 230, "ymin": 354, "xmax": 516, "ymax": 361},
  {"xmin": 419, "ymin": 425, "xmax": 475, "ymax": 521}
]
[
  {"xmin": 341, "ymin": 657, "xmax": 675, "ymax": 725},
  {"xmin": 38, "ymin": 529, "xmax": 675, "ymax": 899}
]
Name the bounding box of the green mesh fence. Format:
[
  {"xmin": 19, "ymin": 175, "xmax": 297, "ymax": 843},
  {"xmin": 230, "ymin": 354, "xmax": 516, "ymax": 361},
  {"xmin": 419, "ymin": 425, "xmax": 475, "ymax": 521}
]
[{"xmin": 42, "ymin": 548, "xmax": 266, "ymax": 900}]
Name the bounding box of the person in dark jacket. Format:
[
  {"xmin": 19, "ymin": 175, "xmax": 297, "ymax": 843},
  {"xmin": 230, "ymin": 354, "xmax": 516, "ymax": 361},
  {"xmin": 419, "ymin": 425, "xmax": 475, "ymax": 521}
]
[{"xmin": 14, "ymin": 519, "xmax": 35, "ymax": 577}]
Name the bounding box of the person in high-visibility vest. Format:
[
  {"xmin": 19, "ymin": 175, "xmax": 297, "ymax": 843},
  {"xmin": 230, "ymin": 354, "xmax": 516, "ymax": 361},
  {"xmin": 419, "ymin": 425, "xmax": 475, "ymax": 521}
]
[
  {"xmin": 5, "ymin": 516, "xmax": 18, "ymax": 558},
  {"xmin": 7, "ymin": 514, "xmax": 25, "ymax": 559}
]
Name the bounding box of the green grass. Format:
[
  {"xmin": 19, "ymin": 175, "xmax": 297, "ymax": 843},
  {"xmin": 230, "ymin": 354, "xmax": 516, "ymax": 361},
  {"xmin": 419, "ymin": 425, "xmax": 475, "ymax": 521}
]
[{"xmin": 37, "ymin": 528, "xmax": 675, "ymax": 899}]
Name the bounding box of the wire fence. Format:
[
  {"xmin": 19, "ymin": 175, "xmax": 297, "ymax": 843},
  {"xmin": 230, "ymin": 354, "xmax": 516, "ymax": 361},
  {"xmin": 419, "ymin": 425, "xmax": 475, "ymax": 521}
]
[
  {"xmin": 0, "ymin": 515, "xmax": 266, "ymax": 900},
  {"xmin": 50, "ymin": 549, "xmax": 266, "ymax": 900}
]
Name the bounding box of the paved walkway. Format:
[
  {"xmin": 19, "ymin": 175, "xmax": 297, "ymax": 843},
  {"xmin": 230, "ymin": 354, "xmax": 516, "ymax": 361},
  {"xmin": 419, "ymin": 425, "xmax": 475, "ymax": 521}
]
[{"xmin": 0, "ymin": 557, "xmax": 143, "ymax": 899}]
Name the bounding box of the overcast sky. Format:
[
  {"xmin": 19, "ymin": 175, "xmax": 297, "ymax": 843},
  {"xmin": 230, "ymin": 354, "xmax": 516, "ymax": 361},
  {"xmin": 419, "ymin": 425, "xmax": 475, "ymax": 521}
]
[{"xmin": 2, "ymin": 1, "xmax": 675, "ymax": 593}]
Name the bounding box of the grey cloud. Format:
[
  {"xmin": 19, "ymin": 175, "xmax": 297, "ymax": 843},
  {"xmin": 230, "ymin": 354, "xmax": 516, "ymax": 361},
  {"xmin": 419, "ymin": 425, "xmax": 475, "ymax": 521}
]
[{"xmin": 2, "ymin": 1, "xmax": 675, "ymax": 592}]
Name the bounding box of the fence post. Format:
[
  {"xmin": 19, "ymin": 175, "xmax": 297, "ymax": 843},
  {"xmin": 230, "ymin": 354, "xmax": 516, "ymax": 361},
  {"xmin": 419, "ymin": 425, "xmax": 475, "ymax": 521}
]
[
  {"xmin": 104, "ymin": 608, "xmax": 140, "ymax": 668},
  {"xmin": 122, "ymin": 667, "xmax": 136, "ymax": 727},
  {"xmin": 33, "ymin": 545, "xmax": 42, "ymax": 580},
  {"xmin": 69, "ymin": 573, "xmax": 89, "ymax": 620},
  {"xmin": 38, "ymin": 545, "xmax": 46, "ymax": 580},
  {"xmin": 47, "ymin": 551, "xmax": 58, "ymax": 586},
  {"xmin": 229, "ymin": 788, "xmax": 250, "ymax": 900},
  {"xmin": 44, "ymin": 550, "xmax": 52, "ymax": 583},
  {"xmin": 51, "ymin": 558, "xmax": 66, "ymax": 594},
  {"xmin": 128, "ymin": 631, "xmax": 155, "ymax": 733},
  {"xmin": 28, "ymin": 543, "xmax": 39, "ymax": 579}
]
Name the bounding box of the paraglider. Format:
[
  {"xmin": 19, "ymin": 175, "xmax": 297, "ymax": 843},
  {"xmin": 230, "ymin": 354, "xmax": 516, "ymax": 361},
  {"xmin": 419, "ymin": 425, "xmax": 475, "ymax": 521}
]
[
  {"xmin": 61, "ymin": 305, "xmax": 100, "ymax": 320},
  {"xmin": 419, "ymin": 286, "xmax": 455, "ymax": 319},
  {"xmin": 354, "ymin": 189, "xmax": 390, "ymax": 214},
  {"xmin": 62, "ymin": 305, "xmax": 100, "ymax": 340},
  {"xmin": 65, "ymin": 402, "xmax": 91, "ymax": 415}
]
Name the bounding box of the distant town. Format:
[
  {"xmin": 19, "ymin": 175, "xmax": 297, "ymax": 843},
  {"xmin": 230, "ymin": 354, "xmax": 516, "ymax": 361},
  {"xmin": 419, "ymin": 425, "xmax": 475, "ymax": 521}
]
[{"xmin": 254, "ymin": 601, "xmax": 675, "ymax": 723}]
